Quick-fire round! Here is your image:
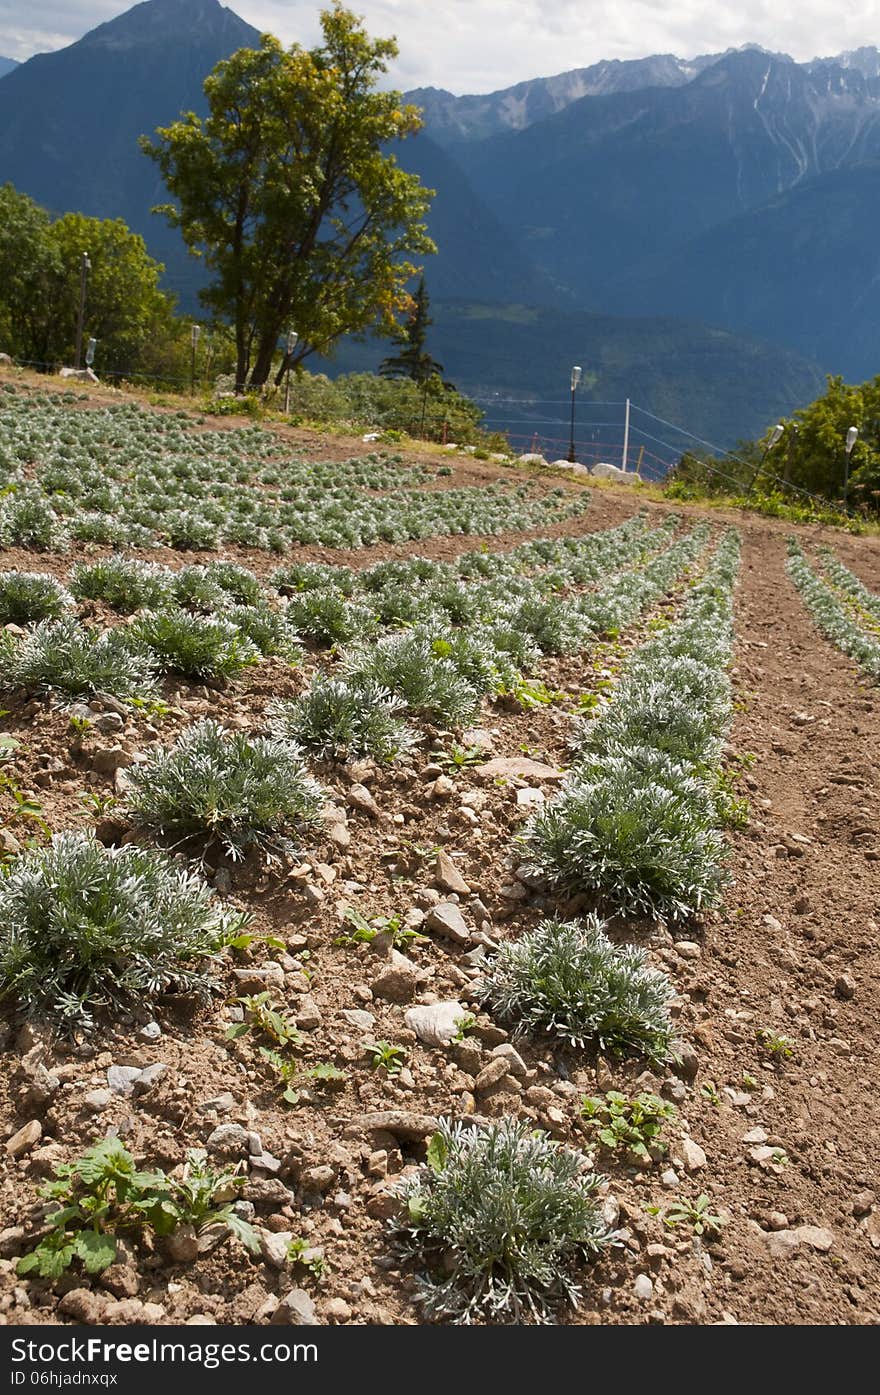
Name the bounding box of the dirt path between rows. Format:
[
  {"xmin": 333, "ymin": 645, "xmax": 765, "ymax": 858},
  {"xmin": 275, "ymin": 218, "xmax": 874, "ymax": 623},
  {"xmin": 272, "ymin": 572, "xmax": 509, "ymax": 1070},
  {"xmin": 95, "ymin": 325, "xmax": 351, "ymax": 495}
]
[{"xmin": 685, "ymin": 521, "xmax": 880, "ymax": 1323}]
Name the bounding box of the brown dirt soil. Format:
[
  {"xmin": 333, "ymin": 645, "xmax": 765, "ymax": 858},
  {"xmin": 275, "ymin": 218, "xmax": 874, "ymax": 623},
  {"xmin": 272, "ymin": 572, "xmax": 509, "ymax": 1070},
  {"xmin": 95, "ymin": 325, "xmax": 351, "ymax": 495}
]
[{"xmin": 1, "ymin": 395, "xmax": 880, "ymax": 1328}]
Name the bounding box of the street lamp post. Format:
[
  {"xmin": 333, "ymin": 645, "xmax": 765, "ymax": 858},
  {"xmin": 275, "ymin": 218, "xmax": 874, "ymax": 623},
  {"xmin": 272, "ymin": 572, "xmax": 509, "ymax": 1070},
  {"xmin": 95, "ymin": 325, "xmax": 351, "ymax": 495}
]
[
  {"xmin": 190, "ymin": 324, "xmax": 201, "ymax": 395},
  {"xmin": 84, "ymin": 338, "xmax": 97, "ymax": 370},
  {"xmin": 567, "ymin": 365, "xmax": 582, "ymax": 463},
  {"xmin": 747, "ymin": 422, "xmax": 784, "ymax": 496},
  {"xmin": 283, "ymin": 329, "xmax": 299, "ymax": 414},
  {"xmin": 844, "ymin": 425, "xmax": 859, "ymax": 509},
  {"xmin": 73, "ymin": 252, "xmax": 91, "ymax": 370}
]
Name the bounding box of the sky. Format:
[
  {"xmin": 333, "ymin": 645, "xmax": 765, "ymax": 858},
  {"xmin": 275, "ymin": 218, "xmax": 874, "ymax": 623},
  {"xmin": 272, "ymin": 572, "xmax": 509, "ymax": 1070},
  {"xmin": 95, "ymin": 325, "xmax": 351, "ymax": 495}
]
[{"xmin": 1, "ymin": 0, "xmax": 879, "ymax": 91}]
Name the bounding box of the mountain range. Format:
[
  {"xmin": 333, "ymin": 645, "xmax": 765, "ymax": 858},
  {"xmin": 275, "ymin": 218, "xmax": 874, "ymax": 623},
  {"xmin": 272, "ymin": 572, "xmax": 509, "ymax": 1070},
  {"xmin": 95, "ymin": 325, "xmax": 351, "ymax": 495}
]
[
  {"xmin": 4, "ymin": 1, "xmax": 880, "ymax": 452},
  {"xmin": 0, "ymin": 57, "xmax": 18, "ymax": 78}
]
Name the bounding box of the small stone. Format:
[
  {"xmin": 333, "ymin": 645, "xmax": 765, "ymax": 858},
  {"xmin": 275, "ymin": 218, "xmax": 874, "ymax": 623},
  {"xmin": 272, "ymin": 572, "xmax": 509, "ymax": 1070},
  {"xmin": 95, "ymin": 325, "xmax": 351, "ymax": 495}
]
[
  {"xmin": 322, "ymin": 1297, "xmax": 352, "ymax": 1323},
  {"xmin": 347, "ymin": 784, "xmax": 379, "ymax": 817},
  {"xmin": 137, "ymin": 1021, "xmax": 162, "ymax": 1042},
  {"xmin": 58, "ymin": 1289, "xmax": 107, "ymax": 1324},
  {"xmin": 259, "ymin": 1229, "xmax": 293, "ymax": 1269},
  {"xmin": 350, "ymin": 1110, "xmax": 437, "ymax": 1141},
  {"xmin": 270, "ymin": 1289, "xmax": 320, "ymax": 1325},
  {"xmin": 405, "ymin": 1001, "xmax": 468, "ymax": 1047},
  {"xmin": 5, "ymin": 1120, "xmax": 42, "ymax": 1158},
  {"xmin": 83, "ymin": 1088, "xmax": 113, "ymax": 1113},
  {"xmin": 680, "ymin": 1137, "xmax": 707, "ymax": 1172},
  {"xmin": 99, "ymin": 1265, "xmax": 139, "ymax": 1299},
  {"xmin": 426, "ymin": 901, "xmax": 470, "ymax": 944},
  {"xmin": 371, "ymin": 952, "xmax": 419, "ymax": 1004},
  {"xmin": 633, "ymin": 1274, "xmax": 654, "ymax": 1301},
  {"xmin": 434, "ymin": 850, "xmax": 470, "ymax": 895},
  {"xmin": 767, "ymin": 1212, "xmax": 789, "ymax": 1231},
  {"xmin": 475, "ymin": 757, "xmax": 564, "ymax": 782},
  {"xmin": 430, "ymin": 775, "xmax": 456, "ymax": 799},
  {"xmin": 834, "ymin": 974, "xmax": 856, "ymax": 1001},
  {"xmin": 742, "ymin": 1127, "xmax": 768, "ymax": 1145},
  {"xmin": 133, "ymin": 1062, "xmax": 168, "ymax": 1097},
  {"xmin": 490, "ymin": 1043, "xmax": 528, "ymax": 1077},
  {"xmin": 792, "ymin": 1225, "xmax": 834, "ymax": 1252},
  {"xmin": 515, "ymin": 787, "xmax": 545, "ymax": 811},
  {"xmin": 660, "ymin": 1168, "xmax": 679, "ymax": 1189},
  {"xmin": 296, "ymin": 996, "xmax": 322, "ymax": 1030},
  {"xmin": 198, "ymin": 1092, "xmax": 235, "ymax": 1114},
  {"xmin": 232, "ymin": 963, "xmax": 285, "ymax": 992},
  {"xmin": 107, "ymin": 1065, "xmax": 142, "ymax": 1097},
  {"xmin": 164, "ymin": 1226, "xmax": 200, "ymax": 1263},
  {"xmin": 852, "ymin": 1191, "xmax": 875, "ymax": 1217},
  {"xmin": 762, "ymin": 914, "xmax": 783, "ymax": 933},
  {"xmin": 206, "ymin": 1123, "xmax": 250, "ymax": 1157},
  {"xmin": 474, "ymin": 1057, "xmax": 510, "ymax": 1092},
  {"xmin": 341, "ymin": 1009, "xmax": 374, "ymax": 1031},
  {"xmin": 674, "ymin": 940, "xmax": 701, "ymax": 959}
]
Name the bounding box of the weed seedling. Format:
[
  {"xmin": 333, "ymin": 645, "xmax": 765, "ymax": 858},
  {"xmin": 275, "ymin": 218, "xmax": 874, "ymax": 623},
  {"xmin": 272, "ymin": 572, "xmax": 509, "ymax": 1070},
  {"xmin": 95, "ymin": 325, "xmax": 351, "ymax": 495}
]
[
  {"xmin": 368, "ymin": 1041, "xmax": 407, "ymax": 1075},
  {"xmin": 16, "ymin": 1139, "xmax": 257, "ymax": 1279},
  {"xmin": 756, "ymin": 1029, "xmax": 795, "ymax": 1062},
  {"xmin": 648, "ymin": 1194, "xmax": 725, "ymax": 1238},
  {"xmin": 581, "ymin": 1091, "xmax": 676, "ymax": 1162}
]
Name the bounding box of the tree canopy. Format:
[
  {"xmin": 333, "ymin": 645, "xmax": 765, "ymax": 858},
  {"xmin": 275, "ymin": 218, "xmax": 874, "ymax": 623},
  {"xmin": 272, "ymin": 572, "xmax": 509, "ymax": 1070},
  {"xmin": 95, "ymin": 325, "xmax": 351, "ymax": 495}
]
[
  {"xmin": 142, "ymin": 5, "xmax": 436, "ymax": 392},
  {"xmin": 0, "ymin": 184, "xmax": 182, "ymax": 378}
]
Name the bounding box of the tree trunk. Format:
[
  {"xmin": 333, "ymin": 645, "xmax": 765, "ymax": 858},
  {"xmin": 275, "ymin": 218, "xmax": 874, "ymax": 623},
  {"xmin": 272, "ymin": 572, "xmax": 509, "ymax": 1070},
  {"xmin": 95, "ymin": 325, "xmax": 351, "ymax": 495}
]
[{"xmin": 248, "ymin": 329, "xmax": 282, "ymax": 390}]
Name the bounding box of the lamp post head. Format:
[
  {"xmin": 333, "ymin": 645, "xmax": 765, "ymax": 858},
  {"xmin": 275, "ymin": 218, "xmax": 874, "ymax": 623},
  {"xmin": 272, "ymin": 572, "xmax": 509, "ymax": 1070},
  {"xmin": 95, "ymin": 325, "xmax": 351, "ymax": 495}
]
[
  {"xmin": 768, "ymin": 423, "xmax": 784, "ymax": 448},
  {"xmin": 191, "ymin": 323, "xmax": 201, "ymax": 346},
  {"xmin": 846, "ymin": 426, "xmax": 859, "ymax": 454},
  {"xmin": 286, "ymin": 329, "xmax": 299, "ymax": 356},
  {"xmin": 570, "ymin": 365, "xmax": 582, "ymax": 392},
  {"xmin": 85, "ymin": 338, "xmax": 97, "ymax": 367},
  {"xmin": 82, "ymin": 252, "xmax": 91, "ymax": 272}
]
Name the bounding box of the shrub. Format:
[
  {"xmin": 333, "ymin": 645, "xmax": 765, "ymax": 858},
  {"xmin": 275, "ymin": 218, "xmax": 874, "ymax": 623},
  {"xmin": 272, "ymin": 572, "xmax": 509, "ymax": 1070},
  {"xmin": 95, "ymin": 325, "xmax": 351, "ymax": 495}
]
[
  {"xmin": 127, "ymin": 718, "xmax": 324, "ymax": 861},
  {"xmin": 394, "ymin": 1118, "xmax": 608, "ymax": 1323},
  {"xmin": 478, "ymin": 915, "xmax": 676, "ymax": 1064},
  {"xmin": 576, "ymin": 661, "xmax": 730, "ymax": 768},
  {"xmin": 203, "ymin": 561, "xmax": 264, "ymax": 606},
  {"xmin": 69, "ymin": 556, "xmax": 172, "ymax": 613},
  {"xmin": 129, "ymin": 610, "xmax": 260, "ymax": 680},
  {"xmin": 270, "ymin": 677, "xmax": 414, "ymax": 762},
  {"xmin": 0, "ymin": 572, "xmax": 73, "ymax": 625},
  {"xmin": 0, "ymin": 831, "xmax": 244, "ymax": 1028},
  {"xmin": 3, "ymin": 617, "xmax": 156, "ymax": 702},
  {"xmin": 0, "ymin": 492, "xmax": 65, "ymax": 550},
  {"xmin": 285, "ymin": 592, "xmax": 379, "ymax": 646},
  {"xmin": 521, "ymin": 749, "xmax": 728, "ymax": 921},
  {"xmin": 220, "ymin": 602, "xmax": 301, "ymax": 660},
  {"xmin": 344, "ymin": 632, "xmax": 482, "ymax": 726},
  {"xmin": 170, "ymin": 565, "xmax": 228, "ymax": 613}
]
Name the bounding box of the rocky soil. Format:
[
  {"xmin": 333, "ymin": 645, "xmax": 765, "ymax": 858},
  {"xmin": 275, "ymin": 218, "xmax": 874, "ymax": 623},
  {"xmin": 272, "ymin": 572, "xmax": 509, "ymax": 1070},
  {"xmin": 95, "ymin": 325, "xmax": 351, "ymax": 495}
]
[{"xmin": 1, "ymin": 393, "xmax": 879, "ymax": 1327}]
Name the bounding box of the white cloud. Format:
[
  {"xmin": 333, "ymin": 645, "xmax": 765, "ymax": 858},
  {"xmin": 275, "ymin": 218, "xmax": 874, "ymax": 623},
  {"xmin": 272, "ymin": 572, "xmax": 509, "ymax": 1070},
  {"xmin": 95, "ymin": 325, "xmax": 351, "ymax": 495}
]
[{"xmin": 1, "ymin": 0, "xmax": 879, "ymax": 90}]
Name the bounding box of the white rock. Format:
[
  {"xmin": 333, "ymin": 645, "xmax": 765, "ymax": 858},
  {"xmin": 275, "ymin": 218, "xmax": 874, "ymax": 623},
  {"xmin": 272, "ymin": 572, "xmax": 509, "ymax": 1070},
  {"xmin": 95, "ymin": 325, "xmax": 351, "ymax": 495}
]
[{"xmin": 405, "ymin": 1001, "xmax": 468, "ymax": 1048}]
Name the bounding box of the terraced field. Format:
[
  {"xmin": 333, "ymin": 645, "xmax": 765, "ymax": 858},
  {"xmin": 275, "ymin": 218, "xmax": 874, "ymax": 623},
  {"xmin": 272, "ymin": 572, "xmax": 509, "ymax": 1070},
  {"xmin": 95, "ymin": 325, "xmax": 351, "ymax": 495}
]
[{"xmin": 1, "ymin": 374, "xmax": 879, "ymax": 1328}]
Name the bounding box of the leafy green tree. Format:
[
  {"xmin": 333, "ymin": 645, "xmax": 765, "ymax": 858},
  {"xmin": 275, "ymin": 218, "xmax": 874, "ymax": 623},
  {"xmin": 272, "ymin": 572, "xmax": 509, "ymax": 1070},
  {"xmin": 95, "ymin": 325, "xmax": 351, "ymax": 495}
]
[
  {"xmin": 0, "ymin": 184, "xmax": 62, "ymax": 364},
  {"xmin": 783, "ymin": 375, "xmax": 880, "ymax": 507},
  {"xmin": 142, "ymin": 7, "xmax": 435, "ymax": 392},
  {"xmin": 46, "ymin": 213, "xmax": 179, "ymax": 376},
  {"xmin": 0, "ymin": 185, "xmax": 181, "ymax": 380},
  {"xmin": 380, "ymin": 277, "xmax": 445, "ymax": 384}
]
